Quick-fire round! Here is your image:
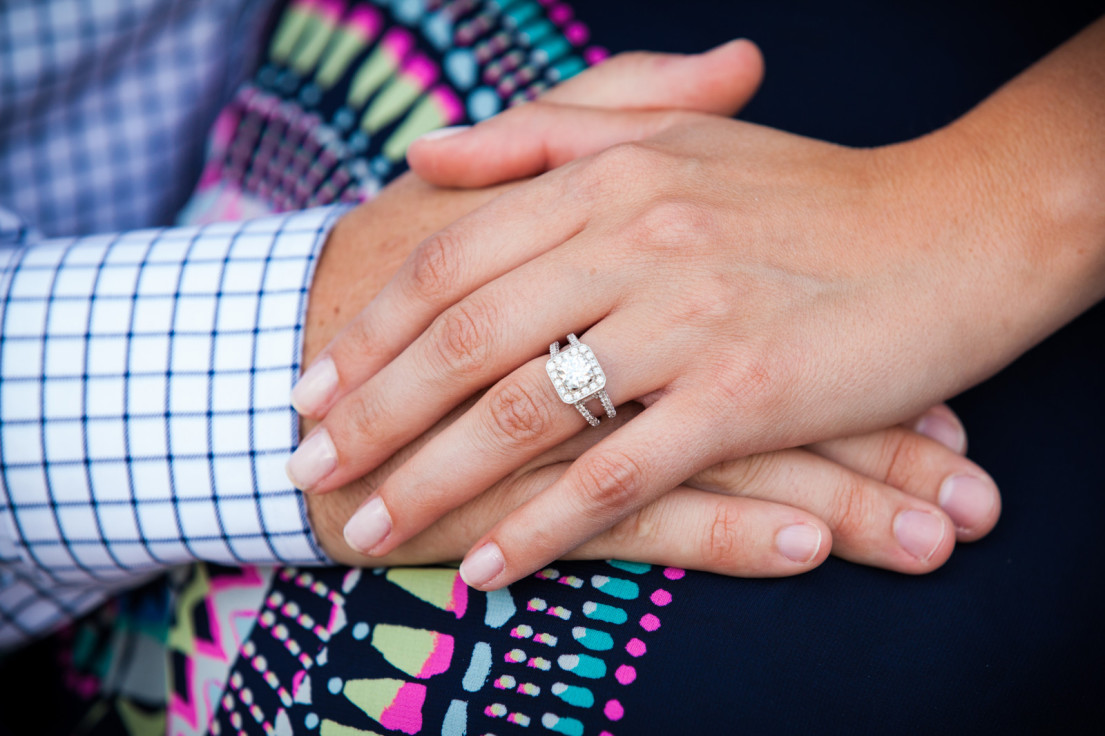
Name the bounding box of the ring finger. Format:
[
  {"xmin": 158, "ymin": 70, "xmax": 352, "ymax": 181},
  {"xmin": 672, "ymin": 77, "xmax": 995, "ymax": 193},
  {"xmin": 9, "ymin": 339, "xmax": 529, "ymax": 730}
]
[{"xmin": 342, "ymin": 314, "xmax": 680, "ymax": 557}]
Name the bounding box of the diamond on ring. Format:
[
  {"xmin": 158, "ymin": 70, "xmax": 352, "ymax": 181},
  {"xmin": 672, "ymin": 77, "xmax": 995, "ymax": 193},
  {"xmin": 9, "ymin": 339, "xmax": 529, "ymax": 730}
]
[{"xmin": 547, "ymin": 334, "xmax": 615, "ymax": 427}]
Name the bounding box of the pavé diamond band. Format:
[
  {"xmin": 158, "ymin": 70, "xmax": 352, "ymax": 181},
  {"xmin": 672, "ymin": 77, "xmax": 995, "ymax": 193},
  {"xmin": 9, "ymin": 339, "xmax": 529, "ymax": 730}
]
[{"xmin": 546, "ymin": 333, "xmax": 615, "ymax": 427}]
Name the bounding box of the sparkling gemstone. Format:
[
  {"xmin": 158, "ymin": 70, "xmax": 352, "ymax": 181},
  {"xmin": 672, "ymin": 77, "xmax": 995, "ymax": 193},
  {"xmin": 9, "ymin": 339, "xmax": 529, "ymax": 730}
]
[{"xmin": 559, "ymin": 353, "xmax": 591, "ymax": 390}]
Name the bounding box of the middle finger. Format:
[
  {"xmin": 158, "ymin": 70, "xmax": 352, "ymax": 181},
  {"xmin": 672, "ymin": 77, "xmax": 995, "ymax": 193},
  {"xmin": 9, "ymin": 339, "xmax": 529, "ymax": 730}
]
[{"xmin": 286, "ymin": 230, "xmax": 630, "ymax": 494}]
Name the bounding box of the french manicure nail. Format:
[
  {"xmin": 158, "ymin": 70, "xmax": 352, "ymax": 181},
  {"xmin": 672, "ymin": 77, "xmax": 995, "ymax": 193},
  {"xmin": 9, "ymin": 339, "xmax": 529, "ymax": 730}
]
[
  {"xmin": 894, "ymin": 510, "xmax": 947, "ymax": 562},
  {"xmin": 938, "ymin": 474, "xmax": 998, "ymax": 532},
  {"xmin": 413, "ymin": 125, "xmax": 471, "ymax": 144},
  {"xmin": 291, "ymin": 356, "xmax": 338, "ymax": 416},
  {"xmin": 913, "ymin": 412, "xmax": 966, "ymax": 454},
  {"xmin": 285, "ymin": 428, "xmax": 337, "ymax": 491},
  {"xmin": 776, "ymin": 523, "xmax": 822, "ymax": 564},
  {"xmin": 344, "ymin": 496, "xmax": 392, "ymax": 554},
  {"xmin": 460, "ymin": 542, "xmax": 504, "ymax": 588}
]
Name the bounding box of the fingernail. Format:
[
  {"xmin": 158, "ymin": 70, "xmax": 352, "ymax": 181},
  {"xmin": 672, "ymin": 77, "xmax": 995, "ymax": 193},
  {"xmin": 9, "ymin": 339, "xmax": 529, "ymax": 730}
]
[
  {"xmin": 938, "ymin": 474, "xmax": 998, "ymax": 533},
  {"xmin": 285, "ymin": 428, "xmax": 337, "ymax": 491},
  {"xmin": 413, "ymin": 125, "xmax": 471, "ymax": 144},
  {"xmin": 460, "ymin": 542, "xmax": 504, "ymax": 588},
  {"xmin": 894, "ymin": 510, "xmax": 947, "ymax": 562},
  {"xmin": 775, "ymin": 523, "xmax": 822, "ymax": 564},
  {"xmin": 291, "ymin": 356, "xmax": 338, "ymax": 416},
  {"xmin": 344, "ymin": 496, "xmax": 392, "ymax": 555},
  {"xmin": 913, "ymin": 412, "xmax": 966, "ymax": 454}
]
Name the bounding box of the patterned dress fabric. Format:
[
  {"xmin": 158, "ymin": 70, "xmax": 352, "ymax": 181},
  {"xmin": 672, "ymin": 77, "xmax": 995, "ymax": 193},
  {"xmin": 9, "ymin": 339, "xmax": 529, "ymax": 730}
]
[
  {"xmin": 180, "ymin": 0, "xmax": 607, "ymax": 223},
  {"xmin": 190, "ymin": 560, "xmax": 682, "ymax": 736}
]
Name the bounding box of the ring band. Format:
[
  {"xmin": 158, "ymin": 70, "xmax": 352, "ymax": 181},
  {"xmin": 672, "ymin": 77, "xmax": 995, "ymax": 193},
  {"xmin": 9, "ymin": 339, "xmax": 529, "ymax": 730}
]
[{"xmin": 546, "ymin": 333, "xmax": 616, "ymax": 427}]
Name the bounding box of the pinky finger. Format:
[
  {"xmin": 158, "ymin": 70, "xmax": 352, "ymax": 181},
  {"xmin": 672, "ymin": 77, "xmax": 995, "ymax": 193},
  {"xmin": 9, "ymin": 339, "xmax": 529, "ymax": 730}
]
[
  {"xmin": 905, "ymin": 403, "xmax": 968, "ymax": 455},
  {"xmin": 549, "ymin": 488, "xmax": 831, "ymax": 579}
]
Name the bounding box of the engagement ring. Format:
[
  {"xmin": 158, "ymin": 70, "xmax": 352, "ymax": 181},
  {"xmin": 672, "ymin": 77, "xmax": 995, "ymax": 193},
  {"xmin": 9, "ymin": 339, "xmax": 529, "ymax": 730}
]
[{"xmin": 546, "ymin": 333, "xmax": 616, "ymax": 427}]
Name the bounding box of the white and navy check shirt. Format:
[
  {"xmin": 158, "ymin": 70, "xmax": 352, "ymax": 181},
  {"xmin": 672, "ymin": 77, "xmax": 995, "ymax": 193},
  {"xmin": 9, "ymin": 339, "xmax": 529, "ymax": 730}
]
[{"xmin": 0, "ymin": 0, "xmax": 341, "ymax": 651}]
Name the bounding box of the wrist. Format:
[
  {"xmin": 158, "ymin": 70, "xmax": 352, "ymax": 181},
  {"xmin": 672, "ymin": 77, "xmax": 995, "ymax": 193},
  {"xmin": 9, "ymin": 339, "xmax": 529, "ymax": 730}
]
[
  {"xmin": 915, "ymin": 19, "xmax": 1105, "ymax": 350},
  {"xmin": 879, "ymin": 96, "xmax": 1105, "ymax": 388}
]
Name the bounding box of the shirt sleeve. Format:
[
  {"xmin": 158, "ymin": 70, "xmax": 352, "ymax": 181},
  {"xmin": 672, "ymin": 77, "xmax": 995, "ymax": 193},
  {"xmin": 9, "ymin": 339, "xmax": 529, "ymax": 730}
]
[{"xmin": 0, "ymin": 204, "xmax": 348, "ymax": 651}]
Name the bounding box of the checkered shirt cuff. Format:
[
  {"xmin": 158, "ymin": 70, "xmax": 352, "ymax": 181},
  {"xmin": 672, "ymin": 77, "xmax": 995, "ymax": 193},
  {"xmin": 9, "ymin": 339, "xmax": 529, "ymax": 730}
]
[{"xmin": 0, "ymin": 205, "xmax": 347, "ymax": 650}]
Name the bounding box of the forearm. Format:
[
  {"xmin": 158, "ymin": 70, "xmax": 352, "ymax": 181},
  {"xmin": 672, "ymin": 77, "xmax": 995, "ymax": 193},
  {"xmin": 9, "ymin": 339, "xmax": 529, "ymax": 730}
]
[{"xmin": 917, "ymin": 17, "xmax": 1105, "ymax": 359}]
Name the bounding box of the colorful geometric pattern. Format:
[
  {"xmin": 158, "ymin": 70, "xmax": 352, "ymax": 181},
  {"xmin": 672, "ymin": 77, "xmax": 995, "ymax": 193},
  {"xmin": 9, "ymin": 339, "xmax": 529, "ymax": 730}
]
[
  {"xmin": 205, "ymin": 561, "xmax": 683, "ymax": 735},
  {"xmin": 167, "ymin": 565, "xmax": 276, "ymax": 736},
  {"xmin": 179, "ymin": 0, "xmax": 606, "ymax": 224}
]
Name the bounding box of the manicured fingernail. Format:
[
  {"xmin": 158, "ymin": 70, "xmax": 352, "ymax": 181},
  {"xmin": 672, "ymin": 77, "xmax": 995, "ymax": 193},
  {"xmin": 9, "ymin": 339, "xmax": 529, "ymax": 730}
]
[
  {"xmin": 460, "ymin": 542, "xmax": 504, "ymax": 588},
  {"xmin": 285, "ymin": 428, "xmax": 337, "ymax": 491},
  {"xmin": 938, "ymin": 474, "xmax": 998, "ymax": 532},
  {"xmin": 344, "ymin": 496, "xmax": 392, "ymax": 555},
  {"xmin": 913, "ymin": 411, "xmax": 966, "ymax": 454},
  {"xmin": 894, "ymin": 510, "xmax": 947, "ymax": 562},
  {"xmin": 291, "ymin": 356, "xmax": 338, "ymax": 416},
  {"xmin": 775, "ymin": 523, "xmax": 822, "ymax": 564},
  {"xmin": 413, "ymin": 125, "xmax": 471, "ymax": 144}
]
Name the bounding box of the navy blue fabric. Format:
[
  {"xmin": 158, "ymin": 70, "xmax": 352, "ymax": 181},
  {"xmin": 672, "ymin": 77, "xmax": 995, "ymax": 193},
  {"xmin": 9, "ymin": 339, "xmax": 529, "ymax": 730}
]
[
  {"xmin": 583, "ymin": 0, "xmax": 1104, "ymax": 145},
  {"xmin": 572, "ymin": 1, "xmax": 1105, "ymax": 732}
]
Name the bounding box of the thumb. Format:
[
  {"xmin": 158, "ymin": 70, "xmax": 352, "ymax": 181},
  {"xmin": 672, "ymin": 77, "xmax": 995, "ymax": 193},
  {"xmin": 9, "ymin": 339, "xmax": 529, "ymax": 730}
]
[
  {"xmin": 540, "ymin": 38, "xmax": 764, "ymax": 114},
  {"xmin": 408, "ymin": 103, "xmax": 701, "ymax": 188},
  {"xmin": 407, "ymin": 39, "xmax": 763, "ymax": 187}
]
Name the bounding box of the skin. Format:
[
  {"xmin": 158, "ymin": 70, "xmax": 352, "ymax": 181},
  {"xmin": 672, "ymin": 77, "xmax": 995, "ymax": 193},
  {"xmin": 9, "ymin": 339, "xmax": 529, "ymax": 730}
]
[
  {"xmin": 291, "ymin": 37, "xmax": 1060, "ymax": 577},
  {"xmin": 302, "ymin": 174, "xmax": 992, "ymax": 573},
  {"xmin": 298, "ymin": 47, "xmax": 998, "ymax": 574}
]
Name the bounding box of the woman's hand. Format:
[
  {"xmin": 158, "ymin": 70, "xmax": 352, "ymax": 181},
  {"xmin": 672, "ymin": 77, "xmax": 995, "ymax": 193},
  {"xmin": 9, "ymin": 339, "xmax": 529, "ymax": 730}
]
[
  {"xmin": 305, "ymin": 117, "xmax": 1009, "ymax": 587},
  {"xmin": 293, "ymin": 28, "xmax": 1105, "ymax": 587},
  {"xmin": 304, "ymin": 167, "xmax": 996, "ymax": 578},
  {"xmin": 302, "ymin": 162, "xmax": 1000, "ymax": 582},
  {"xmin": 303, "ymin": 165, "xmax": 998, "ymax": 577}
]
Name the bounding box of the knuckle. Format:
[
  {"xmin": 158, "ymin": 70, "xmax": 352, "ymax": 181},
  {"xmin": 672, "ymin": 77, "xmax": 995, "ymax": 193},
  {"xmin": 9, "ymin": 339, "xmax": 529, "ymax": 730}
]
[
  {"xmin": 596, "ymin": 140, "xmax": 656, "ymax": 174},
  {"xmin": 880, "ymin": 430, "xmax": 928, "ymax": 491},
  {"xmin": 485, "ymin": 378, "xmax": 553, "ymax": 446},
  {"xmin": 509, "ymin": 99, "xmax": 553, "ymax": 124},
  {"xmin": 702, "ymin": 501, "xmax": 743, "ymax": 571},
  {"xmin": 337, "ymin": 391, "xmax": 384, "ymax": 451},
  {"xmin": 630, "ymin": 200, "xmax": 712, "ymax": 251},
  {"xmin": 573, "ymin": 451, "xmax": 648, "ymax": 521},
  {"xmin": 335, "ymin": 313, "xmax": 377, "ymax": 365},
  {"xmin": 692, "ymin": 453, "xmax": 768, "ymax": 495},
  {"xmin": 429, "ymin": 300, "xmax": 495, "ymax": 375},
  {"xmin": 710, "ymin": 350, "xmax": 780, "ymax": 411},
  {"xmin": 407, "ymin": 229, "xmax": 464, "ymax": 303},
  {"xmin": 826, "ymin": 472, "xmax": 876, "ymax": 539},
  {"xmin": 574, "ymin": 142, "xmax": 657, "ymax": 197}
]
